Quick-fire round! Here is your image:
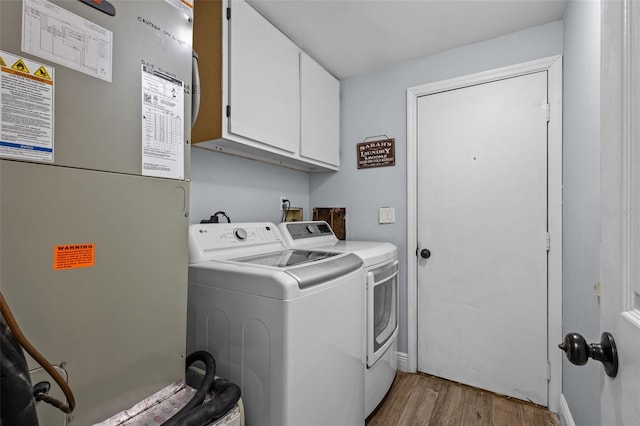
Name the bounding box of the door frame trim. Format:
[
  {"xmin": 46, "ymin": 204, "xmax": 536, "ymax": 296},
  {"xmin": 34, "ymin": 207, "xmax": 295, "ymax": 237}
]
[
  {"xmin": 600, "ymin": 1, "xmax": 640, "ymax": 423},
  {"xmin": 406, "ymin": 55, "xmax": 563, "ymax": 412}
]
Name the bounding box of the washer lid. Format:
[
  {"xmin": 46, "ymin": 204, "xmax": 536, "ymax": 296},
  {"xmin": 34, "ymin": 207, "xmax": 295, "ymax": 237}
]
[
  {"xmin": 191, "ymin": 251, "xmax": 363, "ymax": 294},
  {"xmin": 277, "ymin": 222, "xmax": 397, "ymax": 266},
  {"xmin": 232, "ymin": 249, "xmax": 340, "ymax": 268},
  {"xmin": 286, "ymin": 253, "xmax": 363, "ymax": 289},
  {"xmin": 231, "ymin": 250, "xmax": 363, "ymax": 289}
]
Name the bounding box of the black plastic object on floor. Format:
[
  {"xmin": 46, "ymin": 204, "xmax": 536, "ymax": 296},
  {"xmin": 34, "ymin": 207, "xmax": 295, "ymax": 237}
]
[
  {"xmin": 0, "ymin": 314, "xmax": 40, "ymax": 426},
  {"xmin": 162, "ymin": 351, "xmax": 241, "ymax": 426}
]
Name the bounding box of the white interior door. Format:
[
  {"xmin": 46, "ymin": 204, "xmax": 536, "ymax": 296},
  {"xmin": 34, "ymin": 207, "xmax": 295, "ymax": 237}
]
[
  {"xmin": 600, "ymin": 0, "xmax": 640, "ymax": 424},
  {"xmin": 417, "ymin": 71, "xmax": 549, "ymax": 405}
]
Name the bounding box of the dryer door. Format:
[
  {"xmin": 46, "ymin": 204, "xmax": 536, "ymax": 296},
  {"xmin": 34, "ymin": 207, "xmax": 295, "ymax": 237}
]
[{"xmin": 367, "ymin": 260, "xmax": 399, "ymax": 368}]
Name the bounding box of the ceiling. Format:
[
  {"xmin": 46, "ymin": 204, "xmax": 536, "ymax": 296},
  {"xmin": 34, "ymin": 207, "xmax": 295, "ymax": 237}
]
[{"xmin": 247, "ymin": 0, "xmax": 568, "ymax": 80}]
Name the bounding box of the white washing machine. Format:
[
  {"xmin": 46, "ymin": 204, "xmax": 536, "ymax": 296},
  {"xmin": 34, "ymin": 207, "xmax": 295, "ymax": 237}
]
[
  {"xmin": 277, "ymin": 221, "xmax": 399, "ymax": 418},
  {"xmin": 186, "ymin": 222, "xmax": 365, "ymax": 426}
]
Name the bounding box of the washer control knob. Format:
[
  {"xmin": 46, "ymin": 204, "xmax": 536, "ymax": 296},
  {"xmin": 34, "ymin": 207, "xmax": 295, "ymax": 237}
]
[
  {"xmin": 306, "ymin": 225, "xmax": 315, "ymax": 234},
  {"xmin": 233, "ymin": 228, "xmax": 247, "ymax": 241}
]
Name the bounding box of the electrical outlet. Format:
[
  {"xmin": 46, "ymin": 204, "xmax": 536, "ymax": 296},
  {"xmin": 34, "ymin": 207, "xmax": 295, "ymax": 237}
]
[{"xmin": 279, "ymin": 196, "xmax": 288, "ymax": 211}]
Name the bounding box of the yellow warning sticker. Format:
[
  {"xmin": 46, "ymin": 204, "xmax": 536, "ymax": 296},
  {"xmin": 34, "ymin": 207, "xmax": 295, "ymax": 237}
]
[
  {"xmin": 53, "ymin": 243, "xmax": 95, "ymax": 270},
  {"xmin": 11, "ymin": 58, "xmax": 29, "ymax": 74},
  {"xmin": 34, "ymin": 66, "xmax": 51, "ymax": 80},
  {"xmin": 0, "ymin": 55, "xmax": 5, "ymax": 67},
  {"xmin": 0, "ymin": 50, "xmax": 55, "ymax": 162}
]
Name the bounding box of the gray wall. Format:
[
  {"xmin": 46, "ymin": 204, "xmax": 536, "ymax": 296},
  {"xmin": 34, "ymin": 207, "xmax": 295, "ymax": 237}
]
[
  {"xmin": 310, "ymin": 21, "xmax": 564, "ymax": 355},
  {"xmin": 189, "ymin": 147, "xmax": 310, "ymax": 225},
  {"xmin": 562, "ymin": 1, "xmax": 601, "ymax": 425}
]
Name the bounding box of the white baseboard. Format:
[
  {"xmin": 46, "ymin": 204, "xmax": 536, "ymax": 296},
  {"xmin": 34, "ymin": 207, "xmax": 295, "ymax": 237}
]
[
  {"xmin": 558, "ymin": 394, "xmax": 576, "ymax": 426},
  {"xmin": 395, "ymin": 351, "xmax": 409, "ymax": 372}
]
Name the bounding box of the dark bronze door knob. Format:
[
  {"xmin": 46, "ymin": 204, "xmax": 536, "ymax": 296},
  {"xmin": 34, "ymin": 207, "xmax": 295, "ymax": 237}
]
[
  {"xmin": 558, "ymin": 332, "xmax": 618, "ymax": 378},
  {"xmin": 420, "ymin": 249, "xmax": 431, "ymax": 259}
]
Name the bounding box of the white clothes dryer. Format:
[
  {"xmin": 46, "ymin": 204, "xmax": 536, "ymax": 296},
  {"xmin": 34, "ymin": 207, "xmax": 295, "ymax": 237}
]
[
  {"xmin": 277, "ymin": 221, "xmax": 399, "ymax": 418},
  {"xmin": 187, "ymin": 223, "xmax": 365, "ymax": 426}
]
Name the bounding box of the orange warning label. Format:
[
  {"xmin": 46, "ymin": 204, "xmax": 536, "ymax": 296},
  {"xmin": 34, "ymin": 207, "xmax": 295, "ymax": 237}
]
[{"xmin": 53, "ymin": 243, "xmax": 95, "ymax": 270}]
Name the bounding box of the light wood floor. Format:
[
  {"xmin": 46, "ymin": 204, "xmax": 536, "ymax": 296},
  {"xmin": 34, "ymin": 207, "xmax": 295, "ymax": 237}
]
[{"xmin": 366, "ymin": 372, "xmax": 560, "ymax": 426}]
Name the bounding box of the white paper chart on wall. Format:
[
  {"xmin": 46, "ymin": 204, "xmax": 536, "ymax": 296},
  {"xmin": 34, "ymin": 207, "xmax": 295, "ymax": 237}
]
[
  {"xmin": 141, "ymin": 63, "xmax": 185, "ymax": 180},
  {"xmin": 21, "ymin": 0, "xmax": 113, "ymax": 82}
]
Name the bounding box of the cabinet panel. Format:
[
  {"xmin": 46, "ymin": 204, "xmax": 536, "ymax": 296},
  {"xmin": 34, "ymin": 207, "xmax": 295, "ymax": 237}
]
[
  {"xmin": 192, "ymin": 0, "xmax": 339, "ymax": 172},
  {"xmin": 1, "ymin": 160, "xmax": 188, "ymax": 424},
  {"xmin": 300, "ymin": 52, "xmax": 340, "ymax": 166},
  {"xmin": 192, "ymin": 0, "xmax": 222, "ymax": 143},
  {"xmin": 229, "ymin": 0, "xmax": 300, "ymax": 153}
]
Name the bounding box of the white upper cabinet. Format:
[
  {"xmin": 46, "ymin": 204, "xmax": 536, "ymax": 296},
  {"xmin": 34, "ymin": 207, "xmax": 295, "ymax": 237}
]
[
  {"xmin": 192, "ymin": 0, "xmax": 340, "ymax": 172},
  {"xmin": 300, "ymin": 52, "xmax": 340, "ymax": 167},
  {"xmin": 229, "ymin": 0, "xmax": 299, "ymax": 153}
]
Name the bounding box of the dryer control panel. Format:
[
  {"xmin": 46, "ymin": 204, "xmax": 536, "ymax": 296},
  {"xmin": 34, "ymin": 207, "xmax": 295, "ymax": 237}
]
[
  {"xmin": 284, "ymin": 221, "xmax": 334, "ymax": 240},
  {"xmin": 277, "ymin": 221, "xmax": 339, "ymax": 248}
]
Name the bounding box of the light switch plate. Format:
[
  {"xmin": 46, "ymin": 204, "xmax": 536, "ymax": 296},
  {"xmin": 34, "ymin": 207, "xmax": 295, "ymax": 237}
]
[{"xmin": 379, "ymin": 207, "xmax": 396, "ymax": 224}]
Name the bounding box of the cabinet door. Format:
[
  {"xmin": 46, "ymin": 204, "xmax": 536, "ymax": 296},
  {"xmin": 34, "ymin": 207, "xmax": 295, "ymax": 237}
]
[
  {"xmin": 300, "ymin": 52, "xmax": 340, "ymax": 166},
  {"xmin": 229, "ymin": 0, "xmax": 300, "ymax": 153}
]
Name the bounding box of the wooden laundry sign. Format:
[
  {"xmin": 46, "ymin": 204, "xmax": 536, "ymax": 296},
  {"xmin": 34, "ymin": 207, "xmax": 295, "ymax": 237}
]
[{"xmin": 357, "ymin": 137, "xmax": 395, "ymax": 169}]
